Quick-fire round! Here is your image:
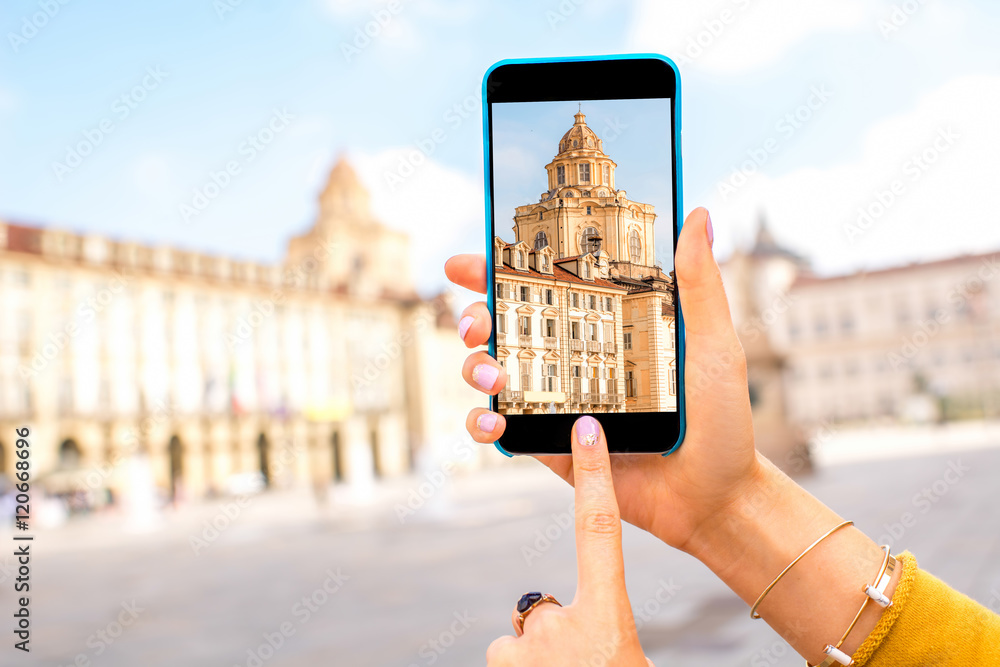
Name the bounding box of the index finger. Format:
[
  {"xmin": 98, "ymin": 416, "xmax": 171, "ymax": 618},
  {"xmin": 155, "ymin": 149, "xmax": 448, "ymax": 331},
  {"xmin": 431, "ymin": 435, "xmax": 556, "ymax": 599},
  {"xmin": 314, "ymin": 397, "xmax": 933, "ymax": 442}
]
[
  {"xmin": 444, "ymin": 254, "xmax": 487, "ymax": 294},
  {"xmin": 570, "ymin": 416, "xmax": 627, "ymax": 605}
]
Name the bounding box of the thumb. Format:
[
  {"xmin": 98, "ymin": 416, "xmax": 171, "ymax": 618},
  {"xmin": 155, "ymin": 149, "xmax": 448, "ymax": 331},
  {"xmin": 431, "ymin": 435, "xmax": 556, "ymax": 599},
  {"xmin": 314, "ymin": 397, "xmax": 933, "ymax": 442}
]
[
  {"xmin": 570, "ymin": 416, "xmax": 627, "ymax": 606},
  {"xmin": 675, "ymin": 207, "xmax": 740, "ymax": 343},
  {"xmin": 675, "ymin": 208, "xmax": 748, "ymax": 399}
]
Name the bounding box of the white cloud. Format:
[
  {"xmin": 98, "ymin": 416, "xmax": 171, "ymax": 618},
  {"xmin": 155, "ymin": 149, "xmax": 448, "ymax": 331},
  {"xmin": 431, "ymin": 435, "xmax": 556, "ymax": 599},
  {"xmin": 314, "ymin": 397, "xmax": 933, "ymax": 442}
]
[
  {"xmin": 350, "ymin": 149, "xmax": 484, "ymax": 296},
  {"xmin": 705, "ymin": 74, "xmax": 1000, "ymax": 274},
  {"xmin": 627, "ymin": 0, "xmax": 870, "ymax": 74}
]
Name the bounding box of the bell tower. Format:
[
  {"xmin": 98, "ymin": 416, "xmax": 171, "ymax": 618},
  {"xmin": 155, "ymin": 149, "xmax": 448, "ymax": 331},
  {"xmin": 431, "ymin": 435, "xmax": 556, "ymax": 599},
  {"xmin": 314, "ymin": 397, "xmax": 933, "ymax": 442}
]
[{"xmin": 511, "ymin": 108, "xmax": 659, "ymax": 280}]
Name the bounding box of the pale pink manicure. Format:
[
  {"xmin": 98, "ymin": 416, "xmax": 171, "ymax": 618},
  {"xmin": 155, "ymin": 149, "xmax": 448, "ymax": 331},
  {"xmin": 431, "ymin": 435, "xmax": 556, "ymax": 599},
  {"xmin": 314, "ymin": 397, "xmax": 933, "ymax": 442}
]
[
  {"xmin": 575, "ymin": 415, "xmax": 600, "ymax": 446},
  {"xmin": 471, "ymin": 364, "xmax": 499, "ymax": 391},
  {"xmin": 477, "ymin": 412, "xmax": 498, "ymax": 432},
  {"xmin": 458, "ymin": 315, "xmax": 474, "ymax": 342}
]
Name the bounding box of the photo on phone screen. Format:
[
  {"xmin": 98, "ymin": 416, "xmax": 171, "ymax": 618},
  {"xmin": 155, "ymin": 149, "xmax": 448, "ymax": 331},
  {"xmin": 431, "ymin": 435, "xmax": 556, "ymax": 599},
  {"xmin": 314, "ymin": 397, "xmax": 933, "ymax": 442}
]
[{"xmin": 489, "ymin": 96, "xmax": 678, "ymax": 417}]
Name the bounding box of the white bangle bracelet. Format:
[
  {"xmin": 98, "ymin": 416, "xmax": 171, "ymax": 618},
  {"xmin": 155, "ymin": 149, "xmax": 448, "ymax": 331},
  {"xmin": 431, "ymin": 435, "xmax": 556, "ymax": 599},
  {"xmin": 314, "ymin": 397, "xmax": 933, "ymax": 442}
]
[{"xmin": 809, "ymin": 546, "xmax": 897, "ymax": 667}]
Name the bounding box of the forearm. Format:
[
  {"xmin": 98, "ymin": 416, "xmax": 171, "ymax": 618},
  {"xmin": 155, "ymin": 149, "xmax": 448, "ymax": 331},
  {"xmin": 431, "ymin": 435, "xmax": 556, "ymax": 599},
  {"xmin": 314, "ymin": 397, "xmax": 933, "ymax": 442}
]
[{"xmin": 682, "ymin": 455, "xmax": 900, "ymax": 665}]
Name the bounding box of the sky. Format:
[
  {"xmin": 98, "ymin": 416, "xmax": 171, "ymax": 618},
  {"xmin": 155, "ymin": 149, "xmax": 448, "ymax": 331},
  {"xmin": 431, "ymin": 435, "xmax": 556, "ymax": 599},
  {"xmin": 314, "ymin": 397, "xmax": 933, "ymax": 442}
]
[
  {"xmin": 2, "ymin": 0, "xmax": 1000, "ymax": 296},
  {"xmin": 491, "ymin": 98, "xmax": 674, "ymax": 269}
]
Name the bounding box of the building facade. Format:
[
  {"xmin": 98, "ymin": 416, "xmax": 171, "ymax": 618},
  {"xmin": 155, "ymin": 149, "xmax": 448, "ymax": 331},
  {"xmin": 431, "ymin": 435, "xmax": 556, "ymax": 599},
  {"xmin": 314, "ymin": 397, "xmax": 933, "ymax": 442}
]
[
  {"xmin": 494, "ymin": 111, "xmax": 678, "ymax": 414},
  {"xmin": 0, "ymin": 159, "xmax": 481, "ymax": 502},
  {"xmin": 721, "ymin": 222, "xmax": 1000, "ymax": 437}
]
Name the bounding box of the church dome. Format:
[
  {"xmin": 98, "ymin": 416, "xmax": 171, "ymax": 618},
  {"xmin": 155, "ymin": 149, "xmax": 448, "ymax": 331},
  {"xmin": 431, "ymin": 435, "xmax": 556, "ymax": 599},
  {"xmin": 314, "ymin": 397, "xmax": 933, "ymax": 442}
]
[{"xmin": 557, "ymin": 111, "xmax": 603, "ymax": 155}]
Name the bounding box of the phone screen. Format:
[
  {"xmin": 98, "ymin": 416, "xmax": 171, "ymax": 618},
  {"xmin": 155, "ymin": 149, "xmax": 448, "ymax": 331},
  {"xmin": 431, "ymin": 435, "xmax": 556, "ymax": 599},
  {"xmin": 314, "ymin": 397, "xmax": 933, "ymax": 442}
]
[{"xmin": 485, "ymin": 57, "xmax": 683, "ymax": 454}]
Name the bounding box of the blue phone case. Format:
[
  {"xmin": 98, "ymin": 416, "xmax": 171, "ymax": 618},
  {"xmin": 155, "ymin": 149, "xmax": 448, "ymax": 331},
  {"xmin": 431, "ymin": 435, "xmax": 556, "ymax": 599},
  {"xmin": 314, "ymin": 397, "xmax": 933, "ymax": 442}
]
[{"xmin": 481, "ymin": 53, "xmax": 686, "ymax": 458}]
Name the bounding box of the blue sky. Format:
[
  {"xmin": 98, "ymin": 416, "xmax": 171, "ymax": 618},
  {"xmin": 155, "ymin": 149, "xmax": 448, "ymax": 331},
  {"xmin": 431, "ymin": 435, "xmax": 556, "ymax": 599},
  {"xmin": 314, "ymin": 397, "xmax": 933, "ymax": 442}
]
[
  {"xmin": 491, "ymin": 98, "xmax": 674, "ymax": 270},
  {"xmin": 2, "ymin": 0, "xmax": 999, "ymax": 296}
]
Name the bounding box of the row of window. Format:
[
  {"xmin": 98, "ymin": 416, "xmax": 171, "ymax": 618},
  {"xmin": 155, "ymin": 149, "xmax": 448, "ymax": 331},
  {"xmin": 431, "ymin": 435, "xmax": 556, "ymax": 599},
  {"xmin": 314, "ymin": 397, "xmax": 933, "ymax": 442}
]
[
  {"xmin": 786, "ymin": 290, "xmax": 997, "ymax": 341},
  {"xmin": 790, "ymin": 344, "xmax": 1000, "ymax": 380},
  {"xmin": 513, "ymin": 361, "xmax": 618, "ymax": 394},
  {"xmin": 498, "ymin": 362, "xmax": 677, "ymax": 399},
  {"xmin": 498, "ymin": 314, "xmax": 614, "ymax": 342},
  {"xmin": 555, "ymin": 163, "xmax": 610, "ymax": 186},
  {"xmin": 495, "ymin": 283, "xmax": 615, "ymax": 311}
]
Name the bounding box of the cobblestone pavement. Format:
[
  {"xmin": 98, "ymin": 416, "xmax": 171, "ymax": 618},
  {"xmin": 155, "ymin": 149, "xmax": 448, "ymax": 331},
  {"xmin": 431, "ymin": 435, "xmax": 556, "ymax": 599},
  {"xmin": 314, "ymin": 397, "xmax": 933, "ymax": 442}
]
[{"xmin": 9, "ymin": 446, "xmax": 1000, "ymax": 666}]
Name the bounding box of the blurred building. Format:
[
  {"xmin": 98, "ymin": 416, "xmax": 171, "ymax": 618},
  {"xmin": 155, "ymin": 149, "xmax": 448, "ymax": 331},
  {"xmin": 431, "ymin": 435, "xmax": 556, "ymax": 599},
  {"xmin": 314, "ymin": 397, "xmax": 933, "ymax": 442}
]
[
  {"xmin": 0, "ymin": 159, "xmax": 480, "ymax": 502},
  {"xmin": 723, "ymin": 220, "xmax": 1000, "ymax": 447},
  {"xmin": 494, "ymin": 111, "xmax": 677, "ymax": 414}
]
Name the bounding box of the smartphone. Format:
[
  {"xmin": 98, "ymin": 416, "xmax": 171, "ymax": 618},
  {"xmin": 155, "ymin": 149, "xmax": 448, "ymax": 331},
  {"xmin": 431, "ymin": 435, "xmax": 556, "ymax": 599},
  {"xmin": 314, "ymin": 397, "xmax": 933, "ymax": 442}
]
[{"xmin": 482, "ymin": 55, "xmax": 685, "ymax": 456}]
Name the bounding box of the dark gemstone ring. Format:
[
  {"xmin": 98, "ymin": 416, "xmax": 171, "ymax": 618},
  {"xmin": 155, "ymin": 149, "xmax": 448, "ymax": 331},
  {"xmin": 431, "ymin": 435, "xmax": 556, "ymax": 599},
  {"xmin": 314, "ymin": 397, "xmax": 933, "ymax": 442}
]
[{"xmin": 514, "ymin": 592, "xmax": 562, "ymax": 636}]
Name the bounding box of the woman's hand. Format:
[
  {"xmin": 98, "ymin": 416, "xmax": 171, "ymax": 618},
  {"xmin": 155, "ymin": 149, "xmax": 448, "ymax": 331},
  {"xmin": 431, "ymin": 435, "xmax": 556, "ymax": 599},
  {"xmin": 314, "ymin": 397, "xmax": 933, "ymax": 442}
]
[
  {"xmin": 445, "ymin": 207, "xmax": 762, "ymax": 555},
  {"xmin": 486, "ymin": 416, "xmax": 653, "ymax": 667}
]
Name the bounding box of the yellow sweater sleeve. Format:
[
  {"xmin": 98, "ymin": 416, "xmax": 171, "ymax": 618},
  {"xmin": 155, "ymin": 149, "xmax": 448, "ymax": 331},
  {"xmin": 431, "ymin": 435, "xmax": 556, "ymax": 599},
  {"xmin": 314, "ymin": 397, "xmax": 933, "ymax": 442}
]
[{"xmin": 854, "ymin": 552, "xmax": 1000, "ymax": 666}]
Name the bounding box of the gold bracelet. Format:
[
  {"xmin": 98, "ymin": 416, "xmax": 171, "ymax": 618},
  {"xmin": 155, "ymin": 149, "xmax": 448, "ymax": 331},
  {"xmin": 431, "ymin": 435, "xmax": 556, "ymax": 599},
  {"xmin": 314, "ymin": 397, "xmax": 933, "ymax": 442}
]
[
  {"xmin": 809, "ymin": 546, "xmax": 897, "ymax": 667},
  {"xmin": 750, "ymin": 520, "xmax": 854, "ymax": 619}
]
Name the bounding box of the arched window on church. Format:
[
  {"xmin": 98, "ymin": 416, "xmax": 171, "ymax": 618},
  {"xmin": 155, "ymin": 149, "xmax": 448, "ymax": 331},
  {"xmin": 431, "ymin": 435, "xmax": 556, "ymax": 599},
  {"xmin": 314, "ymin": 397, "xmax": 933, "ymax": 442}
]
[
  {"xmin": 573, "ymin": 139, "xmax": 578, "ymax": 147},
  {"xmin": 629, "ymin": 229, "xmax": 642, "ymax": 264},
  {"xmin": 581, "ymin": 227, "xmax": 601, "ymax": 254},
  {"xmin": 538, "ymin": 210, "xmax": 543, "ymax": 220},
  {"xmin": 556, "ymin": 165, "xmax": 565, "ymax": 185},
  {"xmin": 603, "ymin": 164, "xmax": 610, "ymax": 184},
  {"xmin": 534, "ymin": 231, "xmax": 548, "ymax": 250}
]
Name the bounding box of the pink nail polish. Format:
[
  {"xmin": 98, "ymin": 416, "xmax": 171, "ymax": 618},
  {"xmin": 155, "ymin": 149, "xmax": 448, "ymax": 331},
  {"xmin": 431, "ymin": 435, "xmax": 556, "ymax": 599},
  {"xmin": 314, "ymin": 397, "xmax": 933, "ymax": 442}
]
[
  {"xmin": 575, "ymin": 416, "xmax": 600, "ymax": 446},
  {"xmin": 471, "ymin": 364, "xmax": 499, "ymax": 391},
  {"xmin": 458, "ymin": 315, "xmax": 474, "ymax": 342},
  {"xmin": 477, "ymin": 412, "xmax": 498, "ymax": 432},
  {"xmin": 706, "ymin": 213, "xmax": 714, "ymax": 248}
]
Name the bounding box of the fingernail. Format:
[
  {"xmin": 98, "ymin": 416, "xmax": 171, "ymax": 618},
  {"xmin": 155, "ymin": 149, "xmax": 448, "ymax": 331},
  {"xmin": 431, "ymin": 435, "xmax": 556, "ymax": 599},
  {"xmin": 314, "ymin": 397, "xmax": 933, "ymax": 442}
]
[
  {"xmin": 575, "ymin": 416, "xmax": 600, "ymax": 447},
  {"xmin": 458, "ymin": 315, "xmax": 474, "ymax": 342},
  {"xmin": 706, "ymin": 212, "xmax": 714, "ymax": 248},
  {"xmin": 477, "ymin": 412, "xmax": 498, "ymax": 432},
  {"xmin": 471, "ymin": 363, "xmax": 499, "ymax": 390}
]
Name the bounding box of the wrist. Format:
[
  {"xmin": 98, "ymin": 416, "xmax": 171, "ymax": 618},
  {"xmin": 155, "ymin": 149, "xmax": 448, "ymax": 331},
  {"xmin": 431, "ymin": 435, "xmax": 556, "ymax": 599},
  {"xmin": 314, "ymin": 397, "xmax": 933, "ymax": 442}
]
[
  {"xmin": 681, "ymin": 454, "xmax": 842, "ymax": 603},
  {"xmin": 677, "ymin": 453, "xmax": 896, "ymax": 665}
]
